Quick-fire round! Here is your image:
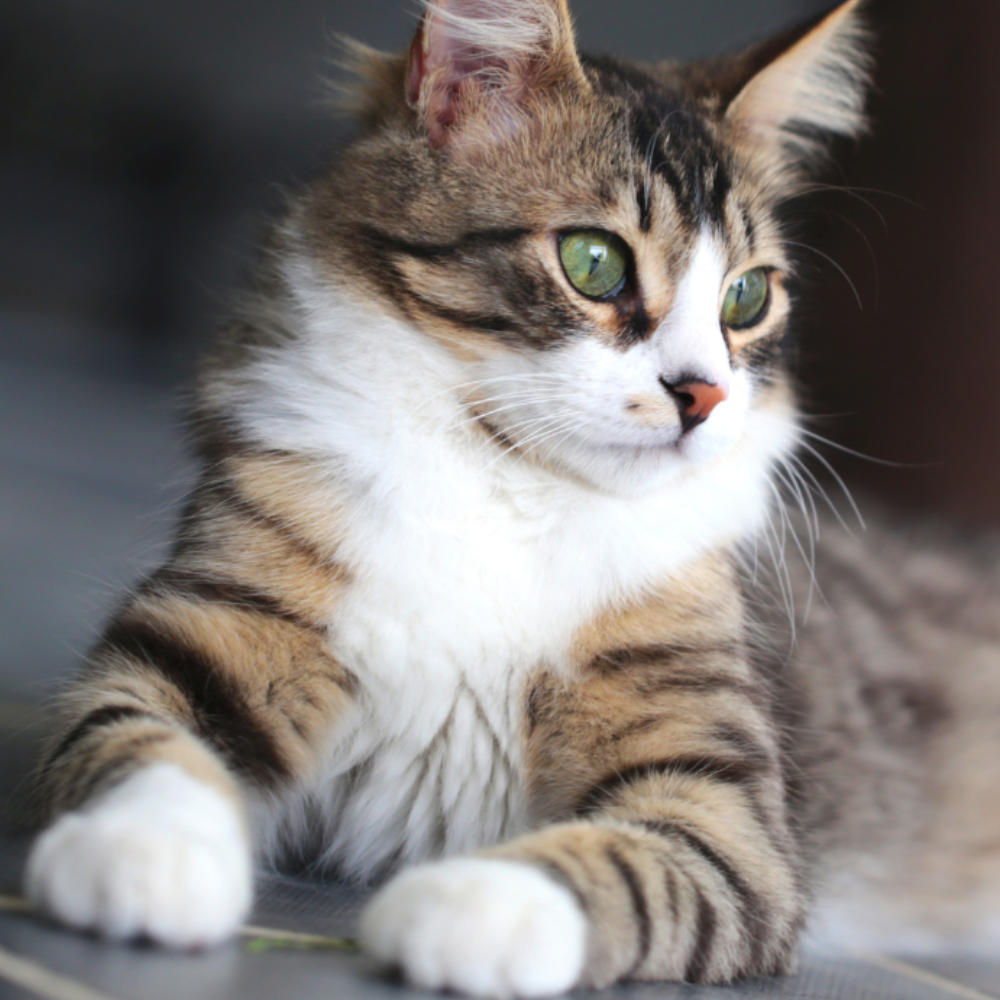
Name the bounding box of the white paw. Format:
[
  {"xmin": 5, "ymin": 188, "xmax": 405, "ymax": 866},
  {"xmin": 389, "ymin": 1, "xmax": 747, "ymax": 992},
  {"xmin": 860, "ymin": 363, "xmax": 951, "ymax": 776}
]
[
  {"xmin": 360, "ymin": 858, "xmax": 587, "ymax": 999},
  {"xmin": 26, "ymin": 764, "xmax": 252, "ymax": 949}
]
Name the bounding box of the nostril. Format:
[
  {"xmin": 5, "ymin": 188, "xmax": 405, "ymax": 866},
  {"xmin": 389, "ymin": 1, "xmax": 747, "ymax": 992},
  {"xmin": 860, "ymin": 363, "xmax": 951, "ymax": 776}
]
[
  {"xmin": 674, "ymin": 388, "xmax": 696, "ymax": 413},
  {"xmin": 660, "ymin": 377, "xmax": 728, "ymax": 434}
]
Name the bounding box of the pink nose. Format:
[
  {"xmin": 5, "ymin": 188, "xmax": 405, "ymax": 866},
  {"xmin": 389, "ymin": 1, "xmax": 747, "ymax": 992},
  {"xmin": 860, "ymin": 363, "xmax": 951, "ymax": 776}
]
[{"xmin": 661, "ymin": 378, "xmax": 729, "ymax": 433}]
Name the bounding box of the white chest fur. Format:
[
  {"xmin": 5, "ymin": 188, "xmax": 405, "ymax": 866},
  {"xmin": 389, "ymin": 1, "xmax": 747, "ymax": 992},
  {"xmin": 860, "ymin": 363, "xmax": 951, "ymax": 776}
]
[{"xmin": 218, "ymin": 264, "xmax": 796, "ymax": 879}]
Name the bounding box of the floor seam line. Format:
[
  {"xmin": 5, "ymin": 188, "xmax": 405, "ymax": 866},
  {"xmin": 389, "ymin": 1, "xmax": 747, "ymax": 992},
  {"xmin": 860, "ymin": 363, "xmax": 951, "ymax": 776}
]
[
  {"xmin": 854, "ymin": 951, "xmax": 1000, "ymax": 1000},
  {"xmin": 0, "ymin": 896, "xmax": 356, "ymax": 950},
  {"xmin": 0, "ymin": 943, "xmax": 121, "ymax": 1000}
]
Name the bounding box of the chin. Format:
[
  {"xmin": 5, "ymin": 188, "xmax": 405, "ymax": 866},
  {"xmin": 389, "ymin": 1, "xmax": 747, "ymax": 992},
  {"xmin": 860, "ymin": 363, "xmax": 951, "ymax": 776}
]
[{"xmin": 536, "ymin": 427, "xmax": 741, "ymax": 498}]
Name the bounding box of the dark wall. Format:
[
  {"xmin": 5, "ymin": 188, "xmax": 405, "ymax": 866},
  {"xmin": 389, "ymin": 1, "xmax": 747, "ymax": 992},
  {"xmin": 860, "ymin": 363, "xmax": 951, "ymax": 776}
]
[{"xmin": 797, "ymin": 0, "xmax": 1000, "ymax": 525}]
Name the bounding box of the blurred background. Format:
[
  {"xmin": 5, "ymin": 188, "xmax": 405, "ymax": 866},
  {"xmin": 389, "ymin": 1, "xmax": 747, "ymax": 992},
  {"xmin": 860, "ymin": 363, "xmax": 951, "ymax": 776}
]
[{"xmin": 0, "ymin": 0, "xmax": 992, "ymax": 701}]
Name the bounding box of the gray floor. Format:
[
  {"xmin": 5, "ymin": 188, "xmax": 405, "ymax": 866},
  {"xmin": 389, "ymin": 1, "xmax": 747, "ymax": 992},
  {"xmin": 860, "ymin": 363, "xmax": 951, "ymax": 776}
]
[{"xmin": 0, "ymin": 707, "xmax": 997, "ymax": 1000}]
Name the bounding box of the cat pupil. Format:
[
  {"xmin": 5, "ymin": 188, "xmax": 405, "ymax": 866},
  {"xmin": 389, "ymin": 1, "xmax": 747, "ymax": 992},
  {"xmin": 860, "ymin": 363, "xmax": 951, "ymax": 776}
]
[{"xmin": 588, "ymin": 247, "xmax": 606, "ymax": 276}]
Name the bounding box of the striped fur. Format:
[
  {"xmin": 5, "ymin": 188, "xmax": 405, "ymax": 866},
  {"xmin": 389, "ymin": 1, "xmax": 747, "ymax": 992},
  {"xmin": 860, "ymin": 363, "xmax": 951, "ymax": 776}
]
[
  {"xmin": 495, "ymin": 554, "xmax": 803, "ymax": 985},
  {"xmin": 23, "ymin": 1, "xmax": 901, "ymax": 995}
]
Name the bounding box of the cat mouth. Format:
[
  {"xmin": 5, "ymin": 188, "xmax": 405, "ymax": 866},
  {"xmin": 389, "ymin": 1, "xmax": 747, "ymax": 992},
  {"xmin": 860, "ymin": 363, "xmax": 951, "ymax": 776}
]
[
  {"xmin": 573, "ymin": 425, "xmax": 739, "ymax": 468},
  {"xmin": 568, "ymin": 430, "xmax": 689, "ymax": 458}
]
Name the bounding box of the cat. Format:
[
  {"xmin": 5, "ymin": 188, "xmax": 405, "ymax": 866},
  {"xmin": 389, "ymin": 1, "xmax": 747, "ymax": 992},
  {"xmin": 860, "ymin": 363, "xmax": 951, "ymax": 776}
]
[{"xmin": 27, "ymin": 0, "xmax": 1000, "ymax": 996}]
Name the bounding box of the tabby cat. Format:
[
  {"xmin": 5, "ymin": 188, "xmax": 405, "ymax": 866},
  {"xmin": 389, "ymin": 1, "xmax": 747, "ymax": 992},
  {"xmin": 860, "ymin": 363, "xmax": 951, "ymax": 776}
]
[{"xmin": 26, "ymin": 0, "xmax": 1000, "ymax": 996}]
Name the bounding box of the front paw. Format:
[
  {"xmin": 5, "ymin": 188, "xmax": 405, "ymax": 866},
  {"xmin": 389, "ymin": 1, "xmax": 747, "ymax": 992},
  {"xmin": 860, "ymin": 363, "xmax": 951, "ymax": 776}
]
[
  {"xmin": 26, "ymin": 764, "xmax": 252, "ymax": 949},
  {"xmin": 360, "ymin": 858, "xmax": 587, "ymax": 999}
]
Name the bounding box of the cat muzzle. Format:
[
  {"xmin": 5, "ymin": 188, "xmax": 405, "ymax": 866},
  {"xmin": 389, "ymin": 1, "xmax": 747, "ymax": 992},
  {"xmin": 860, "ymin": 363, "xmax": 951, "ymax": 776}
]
[{"xmin": 659, "ymin": 378, "xmax": 729, "ymax": 434}]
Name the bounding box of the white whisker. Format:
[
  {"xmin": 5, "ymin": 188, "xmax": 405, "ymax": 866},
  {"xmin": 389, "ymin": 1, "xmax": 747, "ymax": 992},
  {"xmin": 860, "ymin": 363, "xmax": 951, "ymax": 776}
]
[
  {"xmin": 796, "ymin": 427, "xmax": 913, "ymax": 469},
  {"xmin": 796, "ymin": 440, "xmax": 866, "ymax": 532},
  {"xmin": 784, "ymin": 239, "xmax": 864, "ymax": 312}
]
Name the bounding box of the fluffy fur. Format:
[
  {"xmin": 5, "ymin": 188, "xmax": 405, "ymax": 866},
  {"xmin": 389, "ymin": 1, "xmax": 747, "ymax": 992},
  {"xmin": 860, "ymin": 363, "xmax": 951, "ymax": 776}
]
[{"xmin": 29, "ymin": 2, "xmax": 1000, "ymax": 997}]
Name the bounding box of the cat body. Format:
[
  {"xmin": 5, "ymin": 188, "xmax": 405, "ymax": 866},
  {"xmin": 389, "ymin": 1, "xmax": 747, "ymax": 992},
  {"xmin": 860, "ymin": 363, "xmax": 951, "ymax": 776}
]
[
  {"xmin": 781, "ymin": 512, "xmax": 1000, "ymax": 957},
  {"xmin": 29, "ymin": 1, "xmax": 1000, "ymax": 996},
  {"xmin": 217, "ymin": 265, "xmax": 791, "ymax": 880}
]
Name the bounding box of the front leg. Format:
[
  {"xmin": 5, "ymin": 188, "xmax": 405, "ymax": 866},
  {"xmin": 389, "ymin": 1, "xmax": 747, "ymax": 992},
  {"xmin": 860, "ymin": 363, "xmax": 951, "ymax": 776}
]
[
  {"xmin": 27, "ymin": 457, "xmax": 357, "ymax": 947},
  {"xmin": 362, "ymin": 561, "xmax": 804, "ymax": 995}
]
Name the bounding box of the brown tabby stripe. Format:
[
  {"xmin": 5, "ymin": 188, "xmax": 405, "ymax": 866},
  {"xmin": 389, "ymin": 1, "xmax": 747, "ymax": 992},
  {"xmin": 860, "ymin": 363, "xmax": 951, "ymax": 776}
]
[
  {"xmin": 365, "ymin": 248, "xmax": 517, "ymax": 340},
  {"xmin": 632, "ymin": 673, "xmax": 754, "ymax": 698},
  {"xmin": 77, "ymin": 731, "xmax": 175, "ymax": 804},
  {"xmin": 610, "ymin": 715, "xmax": 673, "ymax": 743},
  {"xmin": 707, "ymin": 167, "xmax": 733, "ymax": 230},
  {"xmin": 45, "ymin": 705, "xmax": 159, "ymax": 771},
  {"xmin": 591, "ymin": 642, "xmax": 742, "ymax": 673},
  {"xmin": 636, "ymin": 185, "xmax": 653, "ymax": 233},
  {"xmin": 521, "ymin": 851, "xmax": 591, "ymax": 914},
  {"xmin": 357, "ymin": 226, "xmax": 528, "ymax": 340},
  {"xmin": 664, "ymin": 865, "xmax": 681, "ymax": 925},
  {"xmin": 404, "ymin": 295, "xmax": 519, "ymax": 337},
  {"xmin": 711, "ymin": 723, "xmax": 775, "ymax": 763},
  {"xmin": 740, "ymin": 208, "xmax": 757, "ymax": 252},
  {"xmin": 210, "ymin": 478, "xmax": 334, "ymax": 575},
  {"xmin": 149, "ymin": 568, "xmax": 324, "ymax": 635},
  {"xmin": 359, "ymin": 225, "xmax": 531, "ymax": 262},
  {"xmin": 613, "ymin": 292, "xmax": 655, "ymax": 348},
  {"xmin": 643, "ymin": 819, "xmax": 768, "ymax": 966},
  {"xmin": 98, "ymin": 619, "xmax": 290, "ymax": 787},
  {"xmin": 626, "ymin": 103, "xmax": 694, "ymax": 225},
  {"xmin": 605, "ymin": 845, "xmax": 652, "ymax": 975},
  {"xmin": 737, "ymin": 325, "xmax": 788, "ymax": 374},
  {"xmin": 685, "ymin": 884, "xmax": 718, "ymax": 983},
  {"xmin": 605, "ymin": 75, "xmax": 731, "ymax": 232},
  {"xmin": 361, "ymin": 229, "xmax": 592, "ymax": 352},
  {"xmin": 575, "ymin": 756, "xmax": 762, "ymax": 815}
]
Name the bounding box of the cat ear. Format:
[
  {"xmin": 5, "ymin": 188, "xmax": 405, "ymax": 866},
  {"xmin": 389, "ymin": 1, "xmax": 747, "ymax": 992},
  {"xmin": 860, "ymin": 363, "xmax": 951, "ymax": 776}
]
[
  {"xmin": 406, "ymin": 0, "xmax": 587, "ymax": 150},
  {"xmin": 723, "ymin": 0, "xmax": 871, "ymax": 171}
]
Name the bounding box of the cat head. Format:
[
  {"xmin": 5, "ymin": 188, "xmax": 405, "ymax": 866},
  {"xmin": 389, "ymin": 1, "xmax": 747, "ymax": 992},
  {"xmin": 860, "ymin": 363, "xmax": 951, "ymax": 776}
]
[{"xmin": 298, "ymin": 0, "xmax": 871, "ymax": 495}]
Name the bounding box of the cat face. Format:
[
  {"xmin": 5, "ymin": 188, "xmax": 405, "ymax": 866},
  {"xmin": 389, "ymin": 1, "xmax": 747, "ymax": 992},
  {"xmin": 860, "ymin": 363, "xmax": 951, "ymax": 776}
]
[{"xmin": 304, "ymin": 0, "xmax": 868, "ymax": 494}]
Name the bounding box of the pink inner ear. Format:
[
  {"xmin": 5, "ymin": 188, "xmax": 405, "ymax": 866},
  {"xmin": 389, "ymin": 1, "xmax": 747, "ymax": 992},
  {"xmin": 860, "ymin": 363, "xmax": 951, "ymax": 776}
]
[
  {"xmin": 407, "ymin": 7, "xmax": 514, "ymax": 147},
  {"xmin": 406, "ymin": 25, "xmax": 430, "ymax": 108}
]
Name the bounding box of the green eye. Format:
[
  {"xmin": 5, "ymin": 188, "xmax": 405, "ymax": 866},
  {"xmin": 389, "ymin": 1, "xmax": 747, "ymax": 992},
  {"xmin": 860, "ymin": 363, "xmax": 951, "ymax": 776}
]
[
  {"xmin": 722, "ymin": 268, "xmax": 770, "ymax": 329},
  {"xmin": 559, "ymin": 230, "xmax": 629, "ymax": 300}
]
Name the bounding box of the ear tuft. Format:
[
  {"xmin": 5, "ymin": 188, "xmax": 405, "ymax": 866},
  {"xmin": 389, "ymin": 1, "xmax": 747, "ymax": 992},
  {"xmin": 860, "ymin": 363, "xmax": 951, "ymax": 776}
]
[
  {"xmin": 725, "ymin": 0, "xmax": 873, "ymax": 173},
  {"xmin": 406, "ymin": 0, "xmax": 586, "ymax": 151},
  {"xmin": 328, "ymin": 36, "xmax": 409, "ymax": 127}
]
